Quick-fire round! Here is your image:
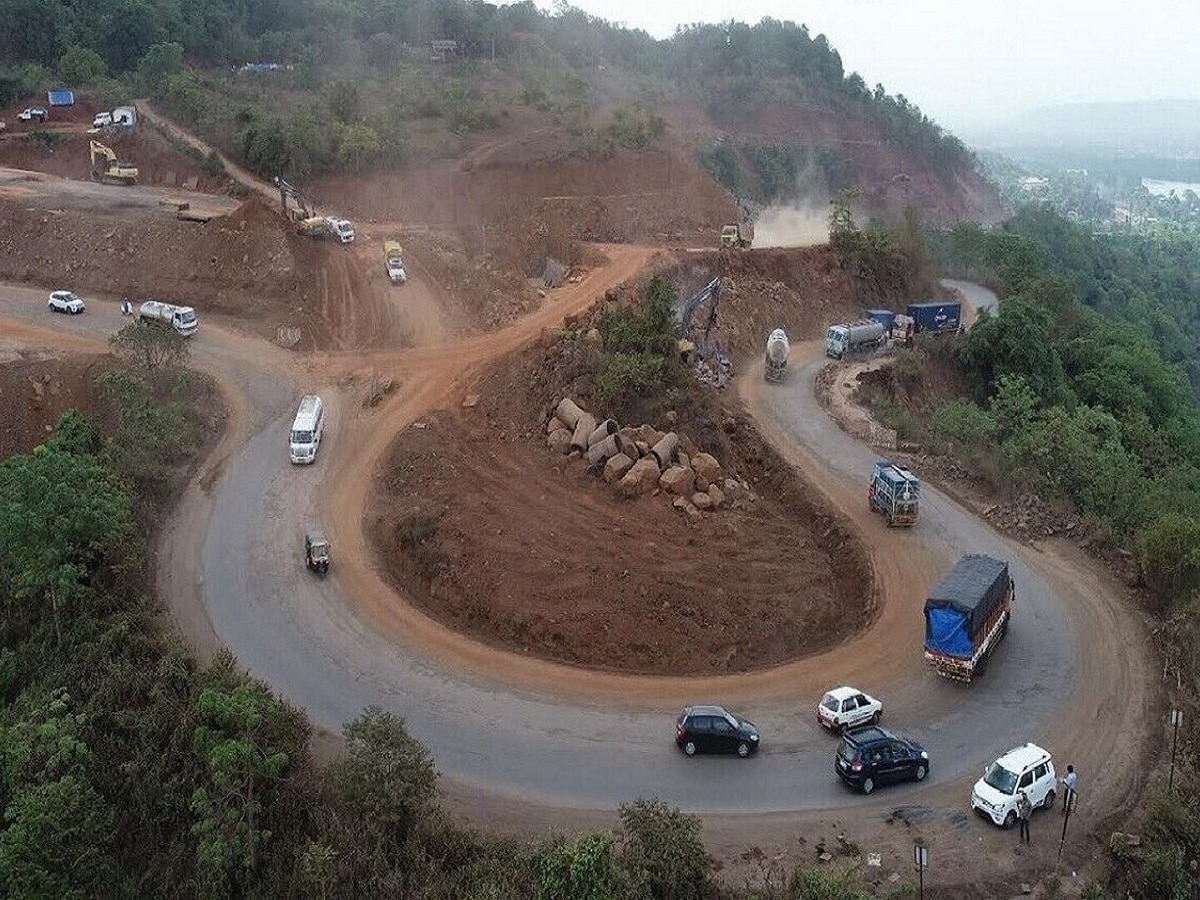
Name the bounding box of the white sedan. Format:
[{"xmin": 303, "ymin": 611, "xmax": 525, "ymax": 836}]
[
  {"xmin": 48, "ymin": 290, "xmax": 86, "ymax": 314},
  {"xmin": 817, "ymin": 686, "xmax": 883, "ymax": 732}
]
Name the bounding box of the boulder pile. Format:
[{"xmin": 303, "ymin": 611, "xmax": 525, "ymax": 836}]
[{"xmin": 544, "ymin": 397, "xmax": 756, "ymax": 519}]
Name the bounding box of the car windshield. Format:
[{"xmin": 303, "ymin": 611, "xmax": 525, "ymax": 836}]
[
  {"xmin": 310, "ymin": 543, "xmax": 329, "ymax": 558},
  {"xmin": 984, "ymin": 763, "xmax": 1019, "ymax": 794},
  {"xmin": 837, "ymin": 742, "xmax": 859, "ymax": 762},
  {"xmin": 180, "ymin": 311, "xmax": 196, "ymax": 324},
  {"xmin": 292, "ymin": 430, "xmax": 314, "ymax": 444},
  {"xmin": 821, "ymin": 695, "xmax": 839, "ymax": 712}
]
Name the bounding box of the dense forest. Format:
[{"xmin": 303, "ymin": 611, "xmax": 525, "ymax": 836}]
[{"xmin": 0, "ymin": 0, "xmax": 968, "ymax": 182}]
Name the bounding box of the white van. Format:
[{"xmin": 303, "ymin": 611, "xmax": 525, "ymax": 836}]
[
  {"xmin": 971, "ymin": 743, "xmax": 1057, "ymax": 827},
  {"xmin": 289, "ymin": 395, "xmax": 325, "ymax": 464}
]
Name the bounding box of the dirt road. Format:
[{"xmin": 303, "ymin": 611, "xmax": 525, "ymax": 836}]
[{"xmin": 0, "ymin": 266, "xmax": 1156, "ymax": 879}]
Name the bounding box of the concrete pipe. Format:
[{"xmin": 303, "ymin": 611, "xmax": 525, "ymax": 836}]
[
  {"xmin": 651, "ymin": 431, "xmax": 680, "ymax": 469},
  {"xmin": 587, "ymin": 418, "xmax": 619, "ymax": 447},
  {"xmin": 555, "ymin": 398, "xmax": 585, "ymax": 430},
  {"xmin": 586, "ymin": 433, "xmax": 621, "ymax": 467},
  {"xmin": 571, "ymin": 413, "xmax": 598, "ymax": 452}
]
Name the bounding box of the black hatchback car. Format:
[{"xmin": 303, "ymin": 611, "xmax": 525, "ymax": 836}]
[
  {"xmin": 835, "ymin": 726, "xmax": 929, "ymax": 793},
  {"xmin": 675, "ymin": 705, "xmax": 760, "ymax": 758}
]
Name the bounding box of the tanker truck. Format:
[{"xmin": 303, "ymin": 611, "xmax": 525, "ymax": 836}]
[
  {"xmin": 824, "ymin": 319, "xmax": 886, "ymax": 359},
  {"xmin": 139, "ymin": 300, "xmax": 198, "ymax": 337},
  {"xmin": 764, "ymin": 328, "xmax": 789, "ymax": 382},
  {"xmin": 923, "ymin": 555, "xmax": 1014, "ymax": 682}
]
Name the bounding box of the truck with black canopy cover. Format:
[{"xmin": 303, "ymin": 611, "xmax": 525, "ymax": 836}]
[{"xmin": 923, "ymin": 554, "xmax": 1013, "ymax": 682}]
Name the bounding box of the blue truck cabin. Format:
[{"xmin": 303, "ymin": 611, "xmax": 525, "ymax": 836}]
[{"xmin": 869, "ymin": 460, "xmax": 920, "ymax": 526}]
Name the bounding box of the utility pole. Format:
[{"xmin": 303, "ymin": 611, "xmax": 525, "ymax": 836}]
[
  {"xmin": 1169, "ymin": 708, "xmax": 1184, "ymax": 791},
  {"xmin": 1056, "ymin": 785, "xmax": 1077, "ymax": 868},
  {"xmin": 913, "ymin": 840, "xmax": 928, "ymax": 900}
]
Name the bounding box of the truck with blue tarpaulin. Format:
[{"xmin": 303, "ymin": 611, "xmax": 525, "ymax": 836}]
[
  {"xmin": 923, "ymin": 555, "xmax": 1013, "ymax": 682},
  {"xmin": 868, "ymin": 460, "xmax": 920, "ymax": 526},
  {"xmin": 907, "ymin": 300, "xmax": 961, "ymax": 334}
]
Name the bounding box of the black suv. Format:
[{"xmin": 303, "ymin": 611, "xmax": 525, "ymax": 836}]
[
  {"xmin": 675, "ymin": 705, "xmax": 760, "ymax": 758},
  {"xmin": 835, "ymin": 726, "xmax": 929, "ymax": 793}
]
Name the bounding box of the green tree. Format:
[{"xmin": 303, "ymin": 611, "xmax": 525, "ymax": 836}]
[
  {"xmin": 336, "ymin": 123, "xmax": 381, "ymax": 174},
  {"xmin": 0, "ymin": 775, "xmax": 119, "ymax": 900},
  {"xmin": 616, "ymin": 799, "xmax": 710, "ymax": 900},
  {"xmin": 136, "ymin": 41, "xmax": 185, "ymax": 94},
  {"xmin": 538, "ymin": 831, "xmax": 617, "ymax": 900},
  {"xmin": 109, "ymin": 320, "xmax": 188, "ymax": 382},
  {"xmin": 58, "ymin": 45, "xmax": 107, "ymax": 85},
  {"xmin": 190, "ymin": 684, "xmax": 292, "ymax": 897},
  {"xmin": 1135, "ymin": 513, "xmax": 1200, "ymax": 604},
  {"xmin": 330, "ymin": 707, "xmax": 438, "ymax": 861},
  {"xmin": 105, "ymin": 2, "xmax": 162, "ymax": 73},
  {"xmin": 0, "ymin": 427, "xmax": 134, "ymax": 642}
]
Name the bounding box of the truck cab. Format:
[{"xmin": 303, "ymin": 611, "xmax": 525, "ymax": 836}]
[
  {"xmin": 869, "ymin": 460, "xmax": 920, "ymax": 526},
  {"xmin": 384, "ymin": 240, "xmax": 407, "ymax": 283},
  {"xmin": 332, "ymin": 219, "xmax": 355, "ymax": 243}
]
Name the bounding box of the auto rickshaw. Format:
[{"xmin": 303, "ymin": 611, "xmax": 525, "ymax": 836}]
[{"xmin": 305, "ymin": 529, "xmax": 330, "ymax": 574}]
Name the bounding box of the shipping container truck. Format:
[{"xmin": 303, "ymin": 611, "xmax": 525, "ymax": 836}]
[{"xmin": 906, "ymin": 301, "xmax": 962, "ymax": 334}]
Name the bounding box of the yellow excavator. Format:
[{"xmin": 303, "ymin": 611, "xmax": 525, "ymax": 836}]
[{"xmin": 89, "ymin": 140, "xmax": 138, "ymax": 185}]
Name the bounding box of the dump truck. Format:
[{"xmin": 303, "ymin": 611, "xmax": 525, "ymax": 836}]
[
  {"xmin": 907, "ymin": 301, "xmax": 962, "ymax": 334},
  {"xmin": 384, "ymin": 240, "xmax": 407, "ymax": 283},
  {"xmin": 868, "ymin": 460, "xmax": 920, "ymax": 526},
  {"xmin": 824, "ymin": 319, "xmax": 886, "ymax": 359},
  {"xmin": 720, "ymin": 223, "xmax": 751, "ymax": 249},
  {"xmin": 89, "ymin": 140, "xmax": 138, "ymax": 185},
  {"xmin": 139, "ymin": 300, "xmax": 198, "ymax": 337},
  {"xmin": 923, "ymin": 555, "xmax": 1014, "ymax": 682},
  {"xmin": 297, "ymin": 216, "xmax": 355, "ymax": 243},
  {"xmin": 764, "ymin": 328, "xmax": 789, "ymax": 383}
]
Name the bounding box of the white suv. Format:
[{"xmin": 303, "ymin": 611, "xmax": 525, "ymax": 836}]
[
  {"xmin": 48, "ymin": 290, "xmax": 86, "ymax": 314},
  {"xmin": 972, "ymin": 743, "xmax": 1056, "ymax": 827}
]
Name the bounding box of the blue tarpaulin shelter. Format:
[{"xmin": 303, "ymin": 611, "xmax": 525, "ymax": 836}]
[{"xmin": 47, "ymin": 89, "xmax": 75, "ymax": 106}]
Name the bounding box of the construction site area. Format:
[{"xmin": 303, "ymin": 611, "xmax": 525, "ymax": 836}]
[{"xmin": 0, "ymin": 93, "xmax": 1160, "ymax": 898}]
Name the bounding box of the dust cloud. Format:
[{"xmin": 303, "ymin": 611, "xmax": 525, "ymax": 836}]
[{"xmin": 752, "ymin": 204, "xmax": 830, "ymax": 248}]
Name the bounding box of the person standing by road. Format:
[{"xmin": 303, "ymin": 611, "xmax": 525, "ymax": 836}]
[
  {"xmin": 1017, "ymin": 790, "xmax": 1033, "ymax": 845},
  {"xmin": 1062, "ymin": 765, "xmax": 1077, "ymax": 814}
]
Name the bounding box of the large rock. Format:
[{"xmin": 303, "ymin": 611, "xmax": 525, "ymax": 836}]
[
  {"xmin": 691, "ymin": 452, "xmax": 723, "ymax": 484},
  {"xmin": 547, "ymin": 429, "xmax": 573, "ymax": 454},
  {"xmin": 707, "ymin": 484, "xmax": 725, "ymax": 508},
  {"xmin": 603, "ymin": 453, "xmax": 635, "ymax": 483},
  {"xmin": 679, "ymin": 433, "xmax": 699, "ymax": 458},
  {"xmin": 694, "ymin": 473, "xmax": 709, "ymax": 493},
  {"xmin": 617, "ymin": 457, "xmax": 661, "ymax": 497},
  {"xmin": 546, "ymin": 416, "xmax": 568, "ymax": 434},
  {"xmin": 637, "ymin": 424, "xmax": 666, "ymax": 446},
  {"xmin": 659, "ymin": 465, "xmax": 695, "ymax": 496},
  {"xmin": 691, "ymin": 491, "xmax": 714, "ymax": 510}
]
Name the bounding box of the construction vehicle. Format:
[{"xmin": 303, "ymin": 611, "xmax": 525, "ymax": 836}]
[
  {"xmin": 274, "ymin": 175, "xmax": 313, "ymax": 222},
  {"xmin": 924, "ymin": 555, "xmax": 1014, "ymax": 682},
  {"xmin": 677, "ymin": 276, "xmax": 732, "ymax": 386},
  {"xmin": 139, "ymin": 300, "xmax": 198, "ymax": 337},
  {"xmin": 764, "ymin": 328, "xmax": 789, "ymax": 382},
  {"xmin": 384, "ymin": 240, "xmax": 407, "ymax": 283},
  {"xmin": 868, "ymin": 460, "xmax": 920, "ymax": 526},
  {"xmin": 824, "ymin": 319, "xmax": 886, "ymax": 359},
  {"xmin": 720, "ymin": 223, "xmax": 752, "ymax": 249},
  {"xmin": 89, "ymin": 140, "xmax": 138, "ymax": 185},
  {"xmin": 297, "ymin": 216, "xmax": 355, "ymax": 243}
]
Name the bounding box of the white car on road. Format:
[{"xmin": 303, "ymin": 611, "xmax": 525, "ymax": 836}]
[
  {"xmin": 48, "ymin": 290, "xmax": 86, "ymax": 314},
  {"xmin": 817, "ymin": 686, "xmax": 883, "ymax": 732},
  {"xmin": 972, "ymin": 743, "xmax": 1057, "ymax": 828}
]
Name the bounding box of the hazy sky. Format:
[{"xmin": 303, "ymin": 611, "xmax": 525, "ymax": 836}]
[{"xmin": 530, "ymin": 1, "xmax": 1199, "ymax": 131}]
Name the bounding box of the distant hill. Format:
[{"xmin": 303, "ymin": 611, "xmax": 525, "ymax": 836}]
[
  {"xmin": 968, "ymin": 99, "xmax": 1200, "ymax": 152},
  {"xmin": 0, "ymin": 0, "xmax": 1000, "ymax": 224}
]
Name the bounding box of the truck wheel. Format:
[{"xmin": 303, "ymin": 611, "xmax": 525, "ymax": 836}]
[{"xmin": 1003, "ymin": 810, "xmax": 1017, "ymax": 829}]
